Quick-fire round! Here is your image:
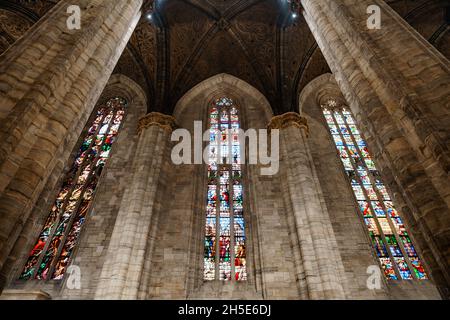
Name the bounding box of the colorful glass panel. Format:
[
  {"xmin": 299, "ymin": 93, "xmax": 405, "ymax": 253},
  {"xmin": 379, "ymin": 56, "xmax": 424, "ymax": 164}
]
[
  {"xmin": 20, "ymin": 97, "xmax": 127, "ymax": 281},
  {"xmin": 323, "ymin": 105, "xmax": 428, "ymax": 280},
  {"xmin": 204, "ymin": 98, "xmax": 247, "ymax": 281}
]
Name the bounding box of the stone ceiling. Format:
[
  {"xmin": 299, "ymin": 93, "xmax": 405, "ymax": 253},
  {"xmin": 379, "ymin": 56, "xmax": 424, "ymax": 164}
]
[{"xmin": 0, "ymin": 0, "xmax": 449, "ymax": 115}]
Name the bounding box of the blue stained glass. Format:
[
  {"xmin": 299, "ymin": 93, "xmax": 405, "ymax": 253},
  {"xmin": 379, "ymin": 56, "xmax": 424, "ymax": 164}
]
[
  {"xmin": 329, "ymin": 125, "xmax": 339, "ymax": 135},
  {"xmin": 340, "ymin": 126, "xmax": 349, "ymax": 135},
  {"xmin": 205, "ymin": 98, "xmax": 246, "ymax": 281},
  {"xmin": 333, "ymin": 135, "xmax": 344, "ymax": 146},
  {"xmin": 395, "ymin": 257, "xmax": 413, "ymax": 280},
  {"xmin": 20, "ymin": 97, "xmax": 127, "ymax": 281},
  {"xmin": 322, "ymin": 105, "xmax": 428, "ymax": 281},
  {"xmin": 372, "ymin": 235, "xmax": 388, "ymax": 257},
  {"xmin": 371, "ymin": 201, "xmax": 386, "ymax": 217},
  {"xmin": 343, "ymin": 135, "xmax": 354, "ymax": 145}
]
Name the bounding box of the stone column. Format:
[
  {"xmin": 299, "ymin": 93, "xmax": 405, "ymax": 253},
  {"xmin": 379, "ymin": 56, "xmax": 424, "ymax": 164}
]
[
  {"xmin": 301, "ymin": 0, "xmax": 450, "ymax": 296},
  {"xmin": 95, "ymin": 113, "xmax": 177, "ymax": 300},
  {"xmin": 0, "ymin": 0, "xmax": 143, "ymax": 286},
  {"xmin": 269, "ymin": 112, "xmax": 347, "ymax": 299}
]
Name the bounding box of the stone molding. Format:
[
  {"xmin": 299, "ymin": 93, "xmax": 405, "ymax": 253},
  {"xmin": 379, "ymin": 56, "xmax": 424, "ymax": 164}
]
[
  {"xmin": 268, "ymin": 112, "xmax": 309, "ymax": 136},
  {"xmin": 0, "ymin": 289, "xmax": 51, "ymax": 300},
  {"xmin": 138, "ymin": 112, "xmax": 178, "ymax": 133}
]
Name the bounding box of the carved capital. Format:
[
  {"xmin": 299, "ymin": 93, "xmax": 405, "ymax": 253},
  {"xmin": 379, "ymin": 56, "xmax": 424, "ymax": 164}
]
[
  {"xmin": 138, "ymin": 112, "xmax": 178, "ymax": 134},
  {"xmin": 267, "ymin": 112, "xmax": 309, "ymax": 135}
]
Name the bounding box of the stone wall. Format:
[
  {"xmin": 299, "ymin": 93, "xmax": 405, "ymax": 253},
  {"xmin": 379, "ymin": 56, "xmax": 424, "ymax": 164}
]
[
  {"xmin": 301, "ymin": 0, "xmax": 450, "ymax": 296},
  {"xmin": 146, "ymin": 73, "xmax": 301, "ymax": 299},
  {"xmin": 0, "ymin": 0, "xmax": 143, "ymax": 292},
  {"xmin": 299, "ymin": 73, "xmax": 441, "ymax": 299},
  {"xmin": 4, "ymin": 75, "xmax": 147, "ymax": 299}
]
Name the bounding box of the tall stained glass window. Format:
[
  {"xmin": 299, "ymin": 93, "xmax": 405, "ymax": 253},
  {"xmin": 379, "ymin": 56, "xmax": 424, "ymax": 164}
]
[
  {"xmin": 204, "ymin": 97, "xmax": 247, "ymax": 282},
  {"xmin": 20, "ymin": 97, "xmax": 127, "ymax": 281},
  {"xmin": 322, "ymin": 101, "xmax": 428, "ymax": 280}
]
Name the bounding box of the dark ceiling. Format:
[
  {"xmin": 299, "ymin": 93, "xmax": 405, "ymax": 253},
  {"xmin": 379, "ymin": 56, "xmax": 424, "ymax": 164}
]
[{"xmin": 0, "ymin": 0, "xmax": 449, "ymax": 115}]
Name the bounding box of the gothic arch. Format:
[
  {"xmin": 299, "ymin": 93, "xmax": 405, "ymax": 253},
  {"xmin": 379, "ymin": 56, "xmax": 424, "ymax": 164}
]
[
  {"xmin": 174, "ymin": 73, "xmax": 273, "ymax": 127},
  {"xmin": 298, "ymin": 74, "xmax": 441, "ymax": 299},
  {"xmin": 143, "ymin": 74, "xmax": 275, "ymax": 299},
  {"xmin": 2, "ymin": 74, "xmax": 147, "ymax": 299}
]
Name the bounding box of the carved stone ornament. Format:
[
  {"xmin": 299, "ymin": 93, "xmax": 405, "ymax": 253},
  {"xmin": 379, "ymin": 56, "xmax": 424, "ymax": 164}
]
[
  {"xmin": 138, "ymin": 112, "xmax": 178, "ymax": 133},
  {"xmin": 267, "ymin": 112, "xmax": 309, "ymax": 136}
]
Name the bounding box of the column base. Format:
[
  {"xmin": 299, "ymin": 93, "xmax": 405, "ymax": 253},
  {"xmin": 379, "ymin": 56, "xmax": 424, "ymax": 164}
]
[{"xmin": 0, "ymin": 289, "xmax": 52, "ymax": 300}]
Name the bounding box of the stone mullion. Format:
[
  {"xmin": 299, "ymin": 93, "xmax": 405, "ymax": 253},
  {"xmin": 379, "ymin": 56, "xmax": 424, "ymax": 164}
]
[
  {"xmin": 28, "ymin": 110, "xmax": 109, "ymax": 280},
  {"xmin": 47, "ymin": 109, "xmax": 119, "ymax": 280},
  {"xmin": 228, "ymin": 164, "xmax": 236, "ymax": 282},
  {"xmin": 330, "ymin": 109, "xmax": 402, "ymax": 280},
  {"xmin": 343, "ymin": 111, "xmax": 421, "ymax": 280},
  {"xmin": 215, "ymin": 173, "xmax": 220, "ymax": 281},
  {"xmin": 228, "ymin": 110, "xmax": 236, "ymax": 282},
  {"xmin": 229, "ymin": 165, "xmax": 235, "ymax": 283},
  {"xmin": 213, "ymin": 123, "xmax": 220, "ymax": 281}
]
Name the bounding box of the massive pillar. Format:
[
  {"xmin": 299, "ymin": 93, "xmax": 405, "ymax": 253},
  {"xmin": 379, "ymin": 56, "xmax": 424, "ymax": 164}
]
[
  {"xmin": 0, "ymin": 0, "xmax": 143, "ymax": 291},
  {"xmin": 301, "ymin": 0, "xmax": 450, "ymax": 297},
  {"xmin": 270, "ymin": 113, "xmax": 347, "ymax": 299},
  {"xmin": 95, "ymin": 113, "xmax": 176, "ymax": 300}
]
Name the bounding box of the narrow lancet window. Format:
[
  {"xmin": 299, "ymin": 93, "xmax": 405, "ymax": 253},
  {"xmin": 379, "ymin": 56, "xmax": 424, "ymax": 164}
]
[
  {"xmin": 322, "ymin": 101, "xmax": 427, "ymax": 280},
  {"xmin": 204, "ymin": 98, "xmax": 247, "ymax": 281},
  {"xmin": 20, "ymin": 97, "xmax": 127, "ymax": 280}
]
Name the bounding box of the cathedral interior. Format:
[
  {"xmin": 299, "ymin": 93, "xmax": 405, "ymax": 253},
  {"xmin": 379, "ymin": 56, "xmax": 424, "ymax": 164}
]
[{"xmin": 0, "ymin": 0, "xmax": 449, "ymax": 300}]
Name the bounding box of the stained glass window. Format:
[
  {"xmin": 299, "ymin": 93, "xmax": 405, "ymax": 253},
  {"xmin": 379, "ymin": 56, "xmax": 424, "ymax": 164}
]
[
  {"xmin": 204, "ymin": 97, "xmax": 247, "ymax": 282},
  {"xmin": 19, "ymin": 97, "xmax": 127, "ymax": 281},
  {"xmin": 322, "ymin": 102, "xmax": 428, "ymax": 280}
]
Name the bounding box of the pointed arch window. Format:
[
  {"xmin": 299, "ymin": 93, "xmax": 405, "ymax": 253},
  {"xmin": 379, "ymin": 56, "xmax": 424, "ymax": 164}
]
[
  {"xmin": 204, "ymin": 97, "xmax": 247, "ymax": 282},
  {"xmin": 322, "ymin": 101, "xmax": 428, "ymax": 281},
  {"xmin": 19, "ymin": 97, "xmax": 127, "ymax": 281}
]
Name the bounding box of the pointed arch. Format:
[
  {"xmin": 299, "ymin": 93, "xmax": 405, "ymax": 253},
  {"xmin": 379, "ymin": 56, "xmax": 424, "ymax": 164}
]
[
  {"xmin": 7, "ymin": 75, "xmax": 147, "ymax": 296},
  {"xmin": 298, "ymin": 73, "xmax": 440, "ymax": 298},
  {"xmin": 174, "ymin": 73, "xmax": 273, "ymax": 127}
]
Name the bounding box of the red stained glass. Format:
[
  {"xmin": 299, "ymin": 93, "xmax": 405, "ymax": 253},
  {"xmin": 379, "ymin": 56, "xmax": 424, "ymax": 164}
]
[
  {"xmin": 204, "ymin": 98, "xmax": 247, "ymax": 282},
  {"xmin": 322, "ymin": 104, "xmax": 427, "ymax": 280},
  {"xmin": 20, "ymin": 97, "xmax": 127, "ymax": 281}
]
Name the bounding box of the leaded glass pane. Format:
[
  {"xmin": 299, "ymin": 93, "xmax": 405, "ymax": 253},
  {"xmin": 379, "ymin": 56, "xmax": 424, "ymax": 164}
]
[
  {"xmin": 20, "ymin": 97, "xmax": 127, "ymax": 281},
  {"xmin": 322, "ymin": 103, "xmax": 428, "ymax": 281},
  {"xmin": 204, "ymin": 98, "xmax": 247, "ymax": 282}
]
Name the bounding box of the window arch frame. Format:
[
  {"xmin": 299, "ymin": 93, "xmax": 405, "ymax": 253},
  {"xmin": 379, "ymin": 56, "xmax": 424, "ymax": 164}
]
[
  {"xmin": 203, "ymin": 96, "xmax": 250, "ymax": 283},
  {"xmin": 320, "ymin": 99, "xmax": 429, "ymax": 281},
  {"xmin": 18, "ymin": 96, "xmax": 129, "ymax": 282}
]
